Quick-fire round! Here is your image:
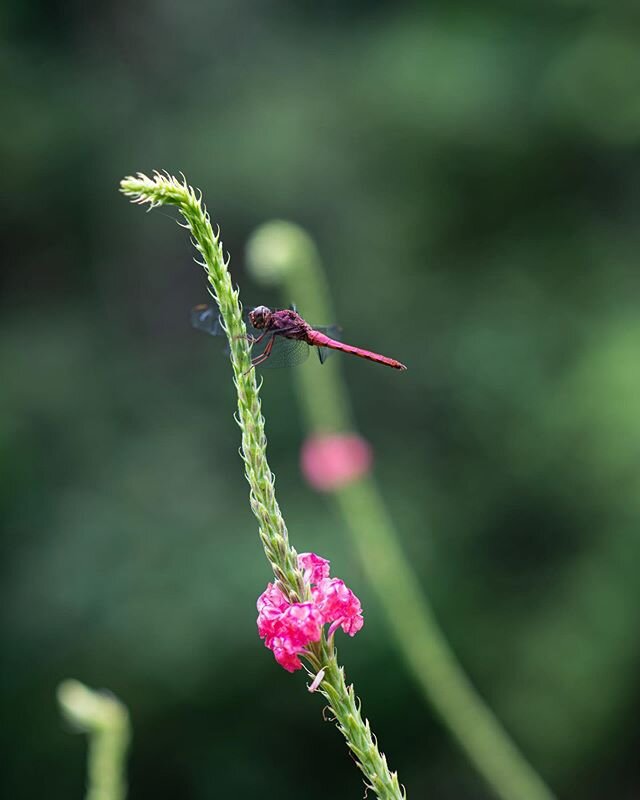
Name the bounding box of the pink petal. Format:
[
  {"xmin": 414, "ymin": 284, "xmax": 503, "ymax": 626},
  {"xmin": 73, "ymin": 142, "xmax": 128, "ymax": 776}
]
[
  {"xmin": 308, "ymin": 668, "xmax": 326, "ymax": 692},
  {"xmin": 271, "ymin": 639, "xmax": 304, "ymax": 672},
  {"xmin": 257, "ymin": 583, "xmax": 288, "ymax": 612},
  {"xmin": 281, "ymin": 602, "xmax": 323, "ymax": 645},
  {"xmin": 312, "ymin": 578, "xmax": 364, "ymax": 637},
  {"xmin": 298, "ymin": 552, "xmax": 331, "ymax": 585}
]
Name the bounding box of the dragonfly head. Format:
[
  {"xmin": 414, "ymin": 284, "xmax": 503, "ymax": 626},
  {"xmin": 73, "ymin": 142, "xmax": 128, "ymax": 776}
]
[{"xmin": 249, "ymin": 305, "xmax": 272, "ymax": 330}]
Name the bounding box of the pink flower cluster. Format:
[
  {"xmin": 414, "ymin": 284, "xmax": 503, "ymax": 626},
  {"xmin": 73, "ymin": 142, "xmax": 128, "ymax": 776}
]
[{"xmin": 257, "ymin": 553, "xmax": 364, "ymax": 672}]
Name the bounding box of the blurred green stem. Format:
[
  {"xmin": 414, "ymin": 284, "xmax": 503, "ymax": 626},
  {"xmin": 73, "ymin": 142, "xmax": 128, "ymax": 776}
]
[
  {"xmin": 246, "ymin": 221, "xmax": 555, "ymax": 800},
  {"xmin": 120, "ymin": 173, "xmax": 404, "ymax": 800},
  {"xmin": 57, "ymin": 680, "xmax": 130, "ymax": 800}
]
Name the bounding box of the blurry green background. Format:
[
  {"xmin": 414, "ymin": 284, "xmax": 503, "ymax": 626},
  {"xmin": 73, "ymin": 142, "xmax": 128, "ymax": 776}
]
[{"xmin": 2, "ymin": 1, "xmax": 640, "ymax": 798}]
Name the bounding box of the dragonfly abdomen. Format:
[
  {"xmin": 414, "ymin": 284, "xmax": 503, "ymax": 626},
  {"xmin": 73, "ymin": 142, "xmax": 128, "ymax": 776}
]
[{"xmin": 307, "ymin": 330, "xmax": 407, "ymax": 371}]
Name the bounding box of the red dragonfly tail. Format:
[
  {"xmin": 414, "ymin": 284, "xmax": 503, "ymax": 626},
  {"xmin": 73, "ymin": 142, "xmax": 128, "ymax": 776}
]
[{"xmin": 308, "ymin": 330, "xmax": 407, "ymax": 370}]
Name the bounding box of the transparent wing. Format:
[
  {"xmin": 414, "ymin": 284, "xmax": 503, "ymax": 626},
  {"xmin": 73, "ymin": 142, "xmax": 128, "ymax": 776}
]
[
  {"xmin": 312, "ymin": 324, "xmax": 342, "ymax": 365},
  {"xmin": 191, "ymin": 304, "xmax": 255, "ymax": 346},
  {"xmin": 191, "ymin": 305, "xmax": 286, "ymax": 338},
  {"xmin": 191, "ymin": 304, "xmax": 225, "ymax": 336},
  {"xmin": 257, "ymin": 337, "xmax": 311, "ymax": 369},
  {"xmin": 191, "ymin": 304, "xmax": 311, "ymax": 369}
]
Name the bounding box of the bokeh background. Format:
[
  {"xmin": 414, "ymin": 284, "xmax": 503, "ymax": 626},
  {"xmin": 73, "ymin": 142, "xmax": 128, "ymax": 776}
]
[{"xmin": 3, "ymin": 2, "xmax": 640, "ymax": 798}]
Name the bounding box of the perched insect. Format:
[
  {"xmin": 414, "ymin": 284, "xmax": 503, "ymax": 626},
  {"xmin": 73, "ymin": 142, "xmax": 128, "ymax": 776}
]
[{"xmin": 191, "ymin": 304, "xmax": 407, "ymax": 370}]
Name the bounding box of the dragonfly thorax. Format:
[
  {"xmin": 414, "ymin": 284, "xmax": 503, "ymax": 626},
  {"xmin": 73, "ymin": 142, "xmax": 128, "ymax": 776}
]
[{"xmin": 249, "ymin": 305, "xmax": 272, "ymax": 330}]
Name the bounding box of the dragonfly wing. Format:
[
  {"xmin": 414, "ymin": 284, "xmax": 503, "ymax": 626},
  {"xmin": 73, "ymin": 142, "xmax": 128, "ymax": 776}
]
[
  {"xmin": 313, "ymin": 325, "xmax": 342, "ymax": 365},
  {"xmin": 317, "ymin": 346, "xmax": 330, "ymax": 365},
  {"xmin": 191, "ymin": 305, "xmax": 267, "ymax": 338},
  {"xmin": 191, "ymin": 305, "xmax": 264, "ymax": 357},
  {"xmin": 191, "ymin": 304, "xmax": 224, "ymax": 336},
  {"xmin": 192, "ymin": 304, "xmax": 326, "ymax": 369},
  {"xmin": 259, "ymin": 337, "xmax": 310, "ymax": 369}
]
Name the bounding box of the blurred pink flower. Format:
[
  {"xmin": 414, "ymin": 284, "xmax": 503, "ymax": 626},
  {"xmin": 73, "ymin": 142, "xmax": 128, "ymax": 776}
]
[
  {"xmin": 300, "ymin": 433, "xmax": 373, "ymax": 491},
  {"xmin": 256, "ymin": 552, "xmax": 364, "ymax": 671}
]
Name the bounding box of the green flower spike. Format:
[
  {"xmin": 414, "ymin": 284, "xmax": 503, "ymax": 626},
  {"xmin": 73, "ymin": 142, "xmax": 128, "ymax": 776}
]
[{"xmin": 120, "ymin": 172, "xmax": 405, "ymax": 800}]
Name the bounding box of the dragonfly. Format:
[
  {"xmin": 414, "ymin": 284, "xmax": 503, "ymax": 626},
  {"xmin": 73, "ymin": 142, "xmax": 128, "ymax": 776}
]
[{"xmin": 191, "ymin": 304, "xmax": 407, "ymax": 371}]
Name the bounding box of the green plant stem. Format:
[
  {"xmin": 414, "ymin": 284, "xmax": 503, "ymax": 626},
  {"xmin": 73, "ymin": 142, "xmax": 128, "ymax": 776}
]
[
  {"xmin": 307, "ymin": 639, "xmax": 404, "ymax": 800},
  {"xmin": 120, "ymin": 173, "xmax": 404, "ymax": 800},
  {"xmin": 335, "ymin": 481, "xmax": 553, "ymax": 800},
  {"xmin": 246, "ymin": 221, "xmax": 555, "ymax": 800},
  {"xmin": 57, "ymin": 680, "xmax": 130, "ymax": 800}
]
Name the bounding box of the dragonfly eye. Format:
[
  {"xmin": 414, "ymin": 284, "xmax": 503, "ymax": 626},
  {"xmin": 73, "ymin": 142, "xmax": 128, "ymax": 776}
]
[{"xmin": 249, "ymin": 305, "xmax": 271, "ymax": 329}]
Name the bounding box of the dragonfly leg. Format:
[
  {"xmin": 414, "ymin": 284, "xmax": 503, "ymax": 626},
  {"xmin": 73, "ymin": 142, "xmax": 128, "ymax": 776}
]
[
  {"xmin": 240, "ymin": 335, "xmax": 276, "ymax": 375},
  {"xmin": 248, "ymin": 331, "xmax": 268, "ymax": 346},
  {"xmin": 249, "ymin": 334, "xmax": 276, "ymax": 369},
  {"xmin": 230, "ymin": 331, "xmax": 266, "ymax": 346}
]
